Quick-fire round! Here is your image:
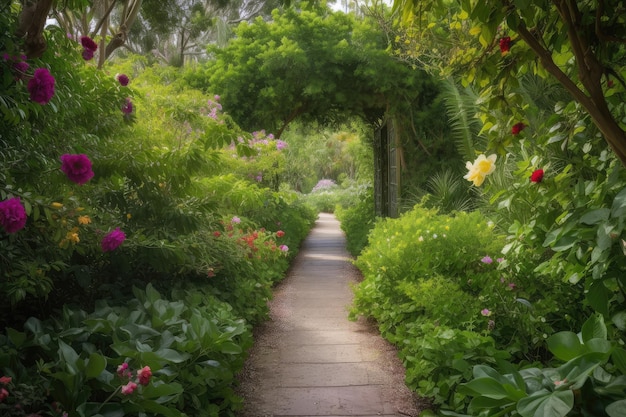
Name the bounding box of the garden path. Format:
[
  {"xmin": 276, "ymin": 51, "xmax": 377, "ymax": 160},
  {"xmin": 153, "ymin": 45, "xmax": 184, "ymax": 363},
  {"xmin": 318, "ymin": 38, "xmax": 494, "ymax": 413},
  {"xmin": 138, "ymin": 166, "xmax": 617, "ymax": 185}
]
[{"xmin": 236, "ymin": 213, "xmax": 422, "ymax": 417}]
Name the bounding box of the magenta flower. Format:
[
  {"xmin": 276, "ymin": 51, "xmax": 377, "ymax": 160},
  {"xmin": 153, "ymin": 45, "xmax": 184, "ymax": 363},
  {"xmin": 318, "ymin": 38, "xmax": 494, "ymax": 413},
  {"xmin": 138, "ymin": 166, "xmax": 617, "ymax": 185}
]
[
  {"xmin": 0, "ymin": 197, "xmax": 27, "ymax": 234},
  {"xmin": 80, "ymin": 36, "xmax": 98, "ymax": 52},
  {"xmin": 121, "ymin": 98, "xmax": 133, "ymax": 114},
  {"xmin": 279, "ymin": 244, "xmax": 289, "ymax": 252},
  {"xmin": 60, "ymin": 154, "xmax": 94, "ymax": 185},
  {"xmin": 82, "ymin": 48, "xmax": 94, "ymax": 61},
  {"xmin": 137, "ymin": 366, "xmax": 152, "ymax": 386},
  {"xmin": 13, "ymin": 61, "xmax": 29, "ymax": 78},
  {"xmin": 117, "ymin": 362, "xmax": 130, "ymax": 378},
  {"xmin": 101, "ymin": 228, "xmax": 126, "ymax": 252},
  {"xmin": 27, "ymin": 68, "xmax": 55, "ymax": 104},
  {"xmin": 121, "ymin": 381, "xmax": 137, "ymax": 395},
  {"xmin": 116, "ymin": 73, "xmax": 129, "ymax": 86},
  {"xmin": 481, "ymin": 256, "xmax": 493, "ymax": 264},
  {"xmin": 530, "ymin": 169, "xmax": 544, "ymax": 183},
  {"xmin": 481, "ymin": 308, "xmax": 492, "ymax": 317}
]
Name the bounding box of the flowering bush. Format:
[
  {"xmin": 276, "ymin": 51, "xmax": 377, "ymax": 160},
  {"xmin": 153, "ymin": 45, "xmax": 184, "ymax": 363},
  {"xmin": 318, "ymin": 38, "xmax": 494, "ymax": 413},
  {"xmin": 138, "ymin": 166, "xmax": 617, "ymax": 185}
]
[
  {"xmin": 0, "ymin": 197, "xmax": 27, "ymax": 234},
  {"xmin": 27, "ymin": 67, "xmax": 55, "ymax": 104},
  {"xmin": 60, "ymin": 154, "xmax": 94, "ymax": 185}
]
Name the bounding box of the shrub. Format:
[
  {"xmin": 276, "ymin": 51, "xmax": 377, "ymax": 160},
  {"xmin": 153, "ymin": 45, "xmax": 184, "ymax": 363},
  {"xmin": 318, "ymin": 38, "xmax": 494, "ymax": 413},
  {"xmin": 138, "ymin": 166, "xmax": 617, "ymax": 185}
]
[{"xmin": 335, "ymin": 185, "xmax": 376, "ymax": 256}]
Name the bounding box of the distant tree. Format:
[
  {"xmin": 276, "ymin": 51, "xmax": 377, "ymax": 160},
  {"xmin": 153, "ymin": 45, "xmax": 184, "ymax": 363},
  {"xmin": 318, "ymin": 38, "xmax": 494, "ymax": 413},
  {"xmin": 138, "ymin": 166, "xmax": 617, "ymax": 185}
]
[{"xmin": 204, "ymin": 4, "xmax": 438, "ymax": 137}]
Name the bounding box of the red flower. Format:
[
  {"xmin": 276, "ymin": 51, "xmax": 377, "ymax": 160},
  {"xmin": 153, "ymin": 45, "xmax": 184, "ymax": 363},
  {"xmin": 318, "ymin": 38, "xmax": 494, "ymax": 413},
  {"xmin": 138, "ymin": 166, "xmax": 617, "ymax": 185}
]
[
  {"xmin": 276, "ymin": 230, "xmax": 285, "ymax": 238},
  {"xmin": 530, "ymin": 169, "xmax": 544, "ymax": 183},
  {"xmin": 60, "ymin": 154, "xmax": 94, "ymax": 185},
  {"xmin": 137, "ymin": 366, "xmax": 152, "ymax": 386},
  {"xmin": 213, "ymin": 231, "xmax": 221, "ymax": 237},
  {"xmin": 499, "ymin": 36, "xmax": 511, "ymax": 55},
  {"xmin": 0, "ymin": 376, "xmax": 11, "ymax": 385},
  {"xmin": 27, "ymin": 68, "xmax": 55, "ymax": 104},
  {"xmin": 0, "ymin": 387, "xmax": 8, "ymax": 402},
  {"xmin": 511, "ymin": 122, "xmax": 526, "ymax": 135}
]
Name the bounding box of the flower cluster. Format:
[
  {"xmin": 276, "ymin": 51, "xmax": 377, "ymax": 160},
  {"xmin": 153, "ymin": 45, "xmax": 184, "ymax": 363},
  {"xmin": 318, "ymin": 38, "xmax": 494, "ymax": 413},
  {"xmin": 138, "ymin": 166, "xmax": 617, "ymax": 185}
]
[
  {"xmin": 116, "ymin": 363, "xmax": 152, "ymax": 396},
  {"xmin": 121, "ymin": 97, "xmax": 133, "ymax": 115},
  {"xmin": 27, "ymin": 67, "xmax": 55, "ymax": 104},
  {"xmin": 3, "ymin": 53, "xmax": 29, "ymax": 81},
  {"xmin": 464, "ymin": 154, "xmax": 497, "ymax": 187},
  {"xmin": 206, "ymin": 95, "xmax": 222, "ymax": 120},
  {"xmin": 80, "ymin": 36, "xmax": 98, "ymax": 61},
  {"xmin": 530, "ymin": 169, "xmax": 544, "ymax": 183},
  {"xmin": 311, "ymin": 179, "xmax": 338, "ymax": 193},
  {"xmin": 0, "ymin": 375, "xmax": 10, "ymax": 402},
  {"xmin": 499, "ymin": 36, "xmax": 511, "ymax": 55},
  {"xmin": 0, "ymin": 197, "xmax": 27, "ymax": 234}
]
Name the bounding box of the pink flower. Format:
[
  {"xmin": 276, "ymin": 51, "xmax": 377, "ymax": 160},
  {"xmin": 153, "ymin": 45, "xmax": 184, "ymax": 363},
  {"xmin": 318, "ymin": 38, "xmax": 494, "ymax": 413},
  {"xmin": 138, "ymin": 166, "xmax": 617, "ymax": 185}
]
[
  {"xmin": 481, "ymin": 256, "xmax": 493, "ymax": 264},
  {"xmin": 121, "ymin": 381, "xmax": 137, "ymax": 395},
  {"xmin": 0, "ymin": 376, "xmax": 11, "ymax": 385},
  {"xmin": 121, "ymin": 98, "xmax": 133, "ymax": 114},
  {"xmin": 116, "ymin": 73, "xmax": 129, "ymax": 86},
  {"xmin": 530, "ymin": 169, "xmax": 544, "ymax": 183},
  {"xmin": 508, "ymin": 282, "xmax": 517, "ymax": 289},
  {"xmin": 481, "ymin": 308, "xmax": 492, "ymax": 316},
  {"xmin": 279, "ymin": 245, "xmax": 289, "ymax": 252},
  {"xmin": 276, "ymin": 230, "xmax": 285, "ymax": 238},
  {"xmin": 499, "ymin": 36, "xmax": 511, "ymax": 55},
  {"xmin": 496, "ymin": 257, "xmax": 504, "ymax": 263},
  {"xmin": 117, "ymin": 362, "xmax": 129, "ymax": 378},
  {"xmin": 60, "ymin": 154, "xmax": 94, "ymax": 185},
  {"xmin": 231, "ymin": 216, "xmax": 241, "ymax": 224},
  {"xmin": 102, "ymin": 228, "xmax": 126, "ymax": 252},
  {"xmin": 13, "ymin": 61, "xmax": 29, "ymax": 78},
  {"xmin": 511, "ymin": 122, "xmax": 526, "ymax": 135},
  {"xmin": 0, "ymin": 387, "xmax": 8, "ymax": 402},
  {"xmin": 276, "ymin": 140, "xmax": 288, "ymax": 150},
  {"xmin": 137, "ymin": 366, "xmax": 152, "ymax": 386},
  {"xmin": 0, "ymin": 197, "xmax": 27, "ymax": 234},
  {"xmin": 80, "ymin": 36, "xmax": 98, "ymax": 52},
  {"xmin": 27, "ymin": 68, "xmax": 55, "ymax": 104}
]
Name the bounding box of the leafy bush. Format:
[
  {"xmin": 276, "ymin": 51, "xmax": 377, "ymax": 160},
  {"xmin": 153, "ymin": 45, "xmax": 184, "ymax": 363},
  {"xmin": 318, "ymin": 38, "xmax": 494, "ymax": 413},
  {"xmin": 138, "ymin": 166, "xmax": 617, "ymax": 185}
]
[
  {"xmin": 335, "ymin": 185, "xmax": 377, "ymax": 256},
  {"xmin": 0, "ymin": 284, "xmax": 253, "ymax": 417}
]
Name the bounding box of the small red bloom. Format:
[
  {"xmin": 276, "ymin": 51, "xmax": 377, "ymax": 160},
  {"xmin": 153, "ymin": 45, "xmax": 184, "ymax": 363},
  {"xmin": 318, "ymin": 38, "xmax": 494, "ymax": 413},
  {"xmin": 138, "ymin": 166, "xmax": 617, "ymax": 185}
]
[
  {"xmin": 0, "ymin": 387, "xmax": 8, "ymax": 402},
  {"xmin": 276, "ymin": 230, "xmax": 285, "ymax": 238},
  {"xmin": 511, "ymin": 122, "xmax": 526, "ymax": 135},
  {"xmin": 213, "ymin": 231, "xmax": 221, "ymax": 237},
  {"xmin": 137, "ymin": 366, "xmax": 152, "ymax": 386},
  {"xmin": 0, "ymin": 376, "xmax": 11, "ymax": 385},
  {"xmin": 499, "ymin": 36, "xmax": 511, "ymax": 55},
  {"xmin": 530, "ymin": 169, "xmax": 544, "ymax": 183}
]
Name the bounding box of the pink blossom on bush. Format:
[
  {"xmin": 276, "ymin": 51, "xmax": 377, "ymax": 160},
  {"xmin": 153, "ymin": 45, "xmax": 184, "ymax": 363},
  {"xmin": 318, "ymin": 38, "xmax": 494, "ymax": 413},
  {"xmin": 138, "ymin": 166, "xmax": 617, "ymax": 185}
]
[
  {"xmin": 480, "ymin": 256, "xmax": 493, "ymax": 264},
  {"xmin": 279, "ymin": 245, "xmax": 289, "ymax": 252},
  {"xmin": 0, "ymin": 197, "xmax": 27, "ymax": 234},
  {"xmin": 275, "ymin": 140, "xmax": 288, "ymax": 150},
  {"xmin": 0, "ymin": 387, "xmax": 8, "ymax": 402},
  {"xmin": 60, "ymin": 154, "xmax": 94, "ymax": 185},
  {"xmin": 27, "ymin": 68, "xmax": 55, "ymax": 104},
  {"xmin": 117, "ymin": 362, "xmax": 130, "ymax": 378},
  {"xmin": 121, "ymin": 381, "xmax": 137, "ymax": 395},
  {"xmin": 231, "ymin": 216, "xmax": 241, "ymax": 224},
  {"xmin": 101, "ymin": 227, "xmax": 126, "ymax": 252},
  {"xmin": 0, "ymin": 376, "xmax": 11, "ymax": 385},
  {"xmin": 137, "ymin": 366, "xmax": 152, "ymax": 386},
  {"xmin": 481, "ymin": 308, "xmax": 492, "ymax": 316}
]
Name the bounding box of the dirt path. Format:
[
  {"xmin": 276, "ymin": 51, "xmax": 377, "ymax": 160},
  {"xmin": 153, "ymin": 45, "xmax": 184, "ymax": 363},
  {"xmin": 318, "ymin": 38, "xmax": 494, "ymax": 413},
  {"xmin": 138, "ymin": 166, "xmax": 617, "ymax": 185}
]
[{"xmin": 235, "ymin": 213, "xmax": 425, "ymax": 417}]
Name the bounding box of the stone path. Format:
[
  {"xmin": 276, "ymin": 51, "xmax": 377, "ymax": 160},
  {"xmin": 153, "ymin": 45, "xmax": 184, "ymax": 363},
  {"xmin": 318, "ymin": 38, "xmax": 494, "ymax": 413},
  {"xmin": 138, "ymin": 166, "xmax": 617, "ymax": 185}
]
[{"xmin": 236, "ymin": 213, "xmax": 421, "ymax": 417}]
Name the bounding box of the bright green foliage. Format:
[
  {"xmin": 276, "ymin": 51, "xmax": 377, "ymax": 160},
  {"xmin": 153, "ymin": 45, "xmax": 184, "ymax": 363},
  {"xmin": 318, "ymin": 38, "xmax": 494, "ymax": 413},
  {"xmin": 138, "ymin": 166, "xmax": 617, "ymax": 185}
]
[
  {"xmin": 456, "ymin": 314, "xmax": 626, "ymax": 417},
  {"xmin": 200, "ymin": 4, "xmax": 436, "ymax": 136},
  {"xmin": 0, "ymin": 284, "xmax": 254, "ymax": 417},
  {"xmin": 335, "ymin": 185, "xmax": 376, "ymax": 256}
]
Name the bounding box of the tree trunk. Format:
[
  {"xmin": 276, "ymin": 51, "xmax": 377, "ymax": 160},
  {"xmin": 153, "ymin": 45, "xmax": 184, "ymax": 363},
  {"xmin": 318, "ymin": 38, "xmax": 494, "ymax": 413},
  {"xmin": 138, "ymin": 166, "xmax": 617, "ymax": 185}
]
[{"xmin": 16, "ymin": 0, "xmax": 53, "ymax": 59}]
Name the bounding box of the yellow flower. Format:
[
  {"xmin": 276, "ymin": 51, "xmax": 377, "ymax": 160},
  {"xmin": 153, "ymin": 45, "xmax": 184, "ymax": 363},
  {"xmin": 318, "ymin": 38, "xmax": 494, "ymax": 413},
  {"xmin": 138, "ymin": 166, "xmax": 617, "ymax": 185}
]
[
  {"xmin": 66, "ymin": 231, "xmax": 80, "ymax": 244},
  {"xmin": 126, "ymin": 213, "xmax": 132, "ymax": 220},
  {"xmin": 464, "ymin": 154, "xmax": 497, "ymax": 186},
  {"xmin": 51, "ymin": 202, "xmax": 63, "ymax": 209},
  {"xmin": 77, "ymin": 215, "xmax": 91, "ymax": 225}
]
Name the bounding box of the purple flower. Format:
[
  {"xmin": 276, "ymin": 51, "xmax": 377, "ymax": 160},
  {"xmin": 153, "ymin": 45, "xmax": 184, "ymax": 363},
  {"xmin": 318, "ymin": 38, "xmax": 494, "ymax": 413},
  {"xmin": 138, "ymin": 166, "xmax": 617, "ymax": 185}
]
[
  {"xmin": 481, "ymin": 308, "xmax": 492, "ymax": 317},
  {"xmin": 82, "ymin": 48, "xmax": 94, "ymax": 61},
  {"xmin": 231, "ymin": 216, "xmax": 241, "ymax": 224},
  {"xmin": 60, "ymin": 154, "xmax": 94, "ymax": 185},
  {"xmin": 497, "ymin": 257, "xmax": 504, "ymax": 263},
  {"xmin": 101, "ymin": 227, "xmax": 126, "ymax": 252},
  {"xmin": 121, "ymin": 98, "xmax": 133, "ymax": 114},
  {"xmin": 27, "ymin": 68, "xmax": 55, "ymax": 104},
  {"xmin": 0, "ymin": 197, "xmax": 27, "ymax": 233},
  {"xmin": 80, "ymin": 36, "xmax": 98, "ymax": 52},
  {"xmin": 276, "ymin": 140, "xmax": 288, "ymax": 150},
  {"xmin": 13, "ymin": 61, "xmax": 29, "ymax": 74},
  {"xmin": 116, "ymin": 73, "xmax": 129, "ymax": 86},
  {"xmin": 481, "ymin": 256, "xmax": 493, "ymax": 264}
]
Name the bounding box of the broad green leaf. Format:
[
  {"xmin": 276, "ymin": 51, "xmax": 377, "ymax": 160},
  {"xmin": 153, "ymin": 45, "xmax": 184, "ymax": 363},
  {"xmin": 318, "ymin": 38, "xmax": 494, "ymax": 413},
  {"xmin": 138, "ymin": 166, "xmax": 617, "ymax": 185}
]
[
  {"xmin": 547, "ymin": 332, "xmax": 584, "ymax": 361},
  {"xmin": 579, "ymin": 208, "xmax": 610, "ymax": 225},
  {"xmin": 612, "ymin": 311, "xmax": 626, "ymax": 331},
  {"xmin": 612, "ymin": 348, "xmax": 626, "ymax": 374},
  {"xmin": 586, "ymin": 282, "xmax": 611, "ymax": 317},
  {"xmin": 58, "ymin": 340, "xmax": 80, "ymax": 375},
  {"xmin": 606, "ymin": 399, "xmax": 626, "ymax": 417},
  {"xmin": 517, "ymin": 390, "xmax": 574, "ymax": 417},
  {"xmin": 581, "ymin": 313, "xmax": 607, "ymax": 342},
  {"xmin": 85, "ymin": 352, "xmax": 107, "ymax": 378},
  {"xmin": 611, "ymin": 187, "xmax": 626, "ymax": 217},
  {"xmin": 6, "ymin": 328, "xmax": 26, "ymax": 348}
]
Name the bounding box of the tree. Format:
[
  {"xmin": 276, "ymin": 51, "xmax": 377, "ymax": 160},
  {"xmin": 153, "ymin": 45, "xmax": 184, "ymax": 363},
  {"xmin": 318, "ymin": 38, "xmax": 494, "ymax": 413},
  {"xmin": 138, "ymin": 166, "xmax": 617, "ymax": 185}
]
[
  {"xmin": 392, "ymin": 0, "xmax": 626, "ymax": 167},
  {"xmin": 203, "ymin": 4, "xmax": 438, "ymax": 137}
]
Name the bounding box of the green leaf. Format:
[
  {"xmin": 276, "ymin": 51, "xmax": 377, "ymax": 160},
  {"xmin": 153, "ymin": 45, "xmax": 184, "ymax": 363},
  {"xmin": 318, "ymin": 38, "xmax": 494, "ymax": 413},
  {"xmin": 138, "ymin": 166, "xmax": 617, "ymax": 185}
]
[
  {"xmin": 6, "ymin": 328, "xmax": 26, "ymax": 348},
  {"xmin": 607, "ymin": 400, "xmax": 626, "ymax": 417},
  {"xmin": 547, "ymin": 332, "xmax": 585, "ymax": 361},
  {"xmin": 611, "ymin": 187, "xmax": 626, "ymax": 218},
  {"xmin": 612, "ymin": 311, "xmax": 626, "ymax": 331},
  {"xmin": 581, "ymin": 313, "xmax": 607, "ymax": 342},
  {"xmin": 517, "ymin": 390, "xmax": 574, "ymax": 417},
  {"xmin": 58, "ymin": 340, "xmax": 81, "ymax": 375},
  {"xmin": 587, "ymin": 282, "xmax": 611, "ymax": 316},
  {"xmin": 579, "ymin": 208, "xmax": 610, "ymax": 225},
  {"xmin": 85, "ymin": 352, "xmax": 107, "ymax": 378},
  {"xmin": 611, "ymin": 348, "xmax": 626, "ymax": 374}
]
